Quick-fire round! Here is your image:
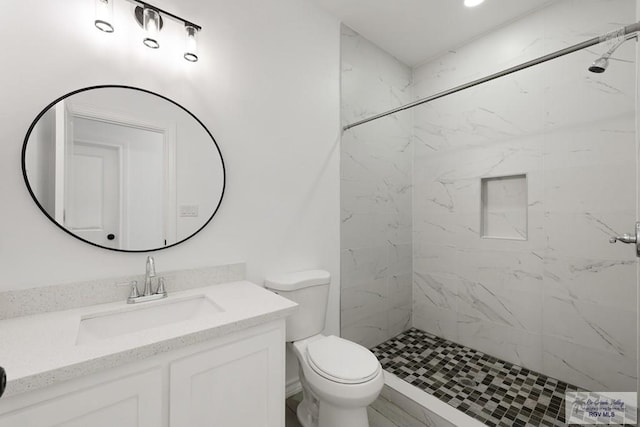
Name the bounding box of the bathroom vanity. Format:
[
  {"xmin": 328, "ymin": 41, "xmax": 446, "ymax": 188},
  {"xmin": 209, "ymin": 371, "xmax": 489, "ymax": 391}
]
[{"xmin": 0, "ymin": 281, "xmax": 296, "ymax": 427}]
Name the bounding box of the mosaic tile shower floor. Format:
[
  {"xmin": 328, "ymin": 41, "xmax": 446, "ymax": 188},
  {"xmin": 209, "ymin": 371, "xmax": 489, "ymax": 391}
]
[{"xmin": 371, "ymin": 328, "xmax": 600, "ymax": 427}]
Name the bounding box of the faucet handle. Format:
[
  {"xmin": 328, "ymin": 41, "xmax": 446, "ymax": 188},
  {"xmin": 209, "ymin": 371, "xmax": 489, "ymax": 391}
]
[
  {"xmin": 155, "ymin": 277, "xmax": 167, "ymax": 296},
  {"xmin": 117, "ymin": 280, "xmax": 140, "ymax": 302}
]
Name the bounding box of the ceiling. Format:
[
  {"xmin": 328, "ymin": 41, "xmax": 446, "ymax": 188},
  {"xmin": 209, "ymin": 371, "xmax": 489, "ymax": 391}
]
[{"xmin": 310, "ymin": 0, "xmax": 556, "ymax": 66}]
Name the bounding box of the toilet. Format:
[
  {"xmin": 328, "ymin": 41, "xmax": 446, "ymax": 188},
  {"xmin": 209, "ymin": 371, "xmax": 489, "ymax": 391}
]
[{"xmin": 265, "ymin": 270, "xmax": 384, "ymax": 427}]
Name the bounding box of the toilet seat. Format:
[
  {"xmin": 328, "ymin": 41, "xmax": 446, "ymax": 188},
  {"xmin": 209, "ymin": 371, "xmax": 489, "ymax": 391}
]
[{"xmin": 306, "ymin": 335, "xmax": 381, "ymax": 384}]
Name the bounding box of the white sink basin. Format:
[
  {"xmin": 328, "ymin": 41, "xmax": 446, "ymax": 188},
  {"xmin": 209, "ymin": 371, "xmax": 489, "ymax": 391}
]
[{"xmin": 76, "ymin": 295, "xmax": 223, "ymax": 344}]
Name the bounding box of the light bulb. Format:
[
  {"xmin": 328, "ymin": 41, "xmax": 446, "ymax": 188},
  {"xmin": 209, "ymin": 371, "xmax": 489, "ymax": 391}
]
[
  {"xmin": 464, "ymin": 0, "xmax": 485, "ymax": 7},
  {"xmin": 95, "ymin": 0, "xmax": 114, "ymax": 33},
  {"xmin": 143, "ymin": 7, "xmax": 160, "ymax": 49},
  {"xmin": 184, "ymin": 25, "xmax": 199, "ymax": 62}
]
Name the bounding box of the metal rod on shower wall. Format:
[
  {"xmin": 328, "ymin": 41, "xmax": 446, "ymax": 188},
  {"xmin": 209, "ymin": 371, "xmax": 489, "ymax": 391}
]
[{"xmin": 342, "ymin": 21, "xmax": 640, "ymax": 131}]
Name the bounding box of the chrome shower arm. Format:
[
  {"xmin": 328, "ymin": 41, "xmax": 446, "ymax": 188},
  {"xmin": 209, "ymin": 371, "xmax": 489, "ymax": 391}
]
[{"xmin": 602, "ymin": 33, "xmax": 637, "ymax": 59}]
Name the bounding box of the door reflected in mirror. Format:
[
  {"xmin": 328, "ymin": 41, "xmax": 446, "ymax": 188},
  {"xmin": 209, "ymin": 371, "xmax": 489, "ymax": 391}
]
[{"xmin": 22, "ymin": 86, "xmax": 225, "ymax": 252}]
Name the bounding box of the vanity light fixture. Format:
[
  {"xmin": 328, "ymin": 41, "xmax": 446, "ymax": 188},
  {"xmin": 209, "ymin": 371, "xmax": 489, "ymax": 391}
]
[
  {"xmin": 93, "ymin": 0, "xmax": 202, "ymax": 62},
  {"xmin": 464, "ymin": 0, "xmax": 485, "ymax": 7},
  {"xmin": 94, "ymin": 0, "xmax": 114, "ymax": 32}
]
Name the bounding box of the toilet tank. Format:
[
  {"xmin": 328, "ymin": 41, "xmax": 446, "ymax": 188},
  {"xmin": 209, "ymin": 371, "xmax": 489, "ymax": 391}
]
[{"xmin": 264, "ymin": 270, "xmax": 330, "ymax": 342}]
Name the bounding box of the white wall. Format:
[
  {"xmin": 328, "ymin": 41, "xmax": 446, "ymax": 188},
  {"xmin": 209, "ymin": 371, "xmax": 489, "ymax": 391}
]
[
  {"xmin": 412, "ymin": 0, "xmax": 636, "ymax": 391},
  {"xmin": 0, "ymin": 0, "xmax": 340, "ymax": 385},
  {"xmin": 340, "ymin": 25, "xmax": 413, "ymax": 348}
]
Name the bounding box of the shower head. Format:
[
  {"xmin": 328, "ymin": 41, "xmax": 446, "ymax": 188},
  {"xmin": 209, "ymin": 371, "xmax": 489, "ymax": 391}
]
[
  {"xmin": 588, "ymin": 33, "xmax": 637, "ymax": 73},
  {"xmin": 588, "ymin": 57, "xmax": 609, "ymax": 73}
]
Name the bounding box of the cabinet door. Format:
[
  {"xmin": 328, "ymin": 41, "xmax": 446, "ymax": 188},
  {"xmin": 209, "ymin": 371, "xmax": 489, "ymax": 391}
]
[
  {"xmin": 170, "ymin": 326, "xmax": 284, "ymax": 427},
  {"xmin": 0, "ymin": 368, "xmax": 162, "ymax": 427}
]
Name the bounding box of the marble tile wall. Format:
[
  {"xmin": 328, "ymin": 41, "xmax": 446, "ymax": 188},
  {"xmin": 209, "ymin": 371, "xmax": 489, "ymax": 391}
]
[
  {"xmin": 340, "ymin": 25, "xmax": 413, "ymax": 348},
  {"xmin": 411, "ymin": 0, "xmax": 637, "ymax": 391}
]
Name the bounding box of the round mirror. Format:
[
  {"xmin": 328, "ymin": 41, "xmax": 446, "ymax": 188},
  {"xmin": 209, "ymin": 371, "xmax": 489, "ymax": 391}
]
[{"xmin": 22, "ymin": 86, "xmax": 225, "ymax": 252}]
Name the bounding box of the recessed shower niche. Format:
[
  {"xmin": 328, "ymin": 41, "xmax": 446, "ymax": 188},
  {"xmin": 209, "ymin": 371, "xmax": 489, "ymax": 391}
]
[{"xmin": 480, "ymin": 174, "xmax": 527, "ymax": 240}]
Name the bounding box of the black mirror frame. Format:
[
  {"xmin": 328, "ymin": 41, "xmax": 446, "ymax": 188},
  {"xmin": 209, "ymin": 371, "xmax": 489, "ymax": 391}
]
[{"xmin": 21, "ymin": 85, "xmax": 226, "ymax": 253}]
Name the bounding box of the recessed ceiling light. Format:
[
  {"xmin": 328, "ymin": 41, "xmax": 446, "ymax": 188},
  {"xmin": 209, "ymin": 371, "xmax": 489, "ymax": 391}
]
[{"xmin": 464, "ymin": 0, "xmax": 485, "ymax": 7}]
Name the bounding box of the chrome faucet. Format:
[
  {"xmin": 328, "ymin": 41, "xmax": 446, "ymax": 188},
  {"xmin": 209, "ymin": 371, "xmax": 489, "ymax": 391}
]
[
  {"xmin": 119, "ymin": 256, "xmax": 167, "ymax": 304},
  {"xmin": 143, "ymin": 256, "xmax": 156, "ymax": 296}
]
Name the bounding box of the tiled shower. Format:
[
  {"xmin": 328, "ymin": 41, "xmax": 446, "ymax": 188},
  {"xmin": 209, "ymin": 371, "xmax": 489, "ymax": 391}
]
[
  {"xmin": 340, "ymin": 0, "xmax": 637, "ymax": 412},
  {"xmin": 341, "ymin": 24, "xmax": 414, "ymax": 347}
]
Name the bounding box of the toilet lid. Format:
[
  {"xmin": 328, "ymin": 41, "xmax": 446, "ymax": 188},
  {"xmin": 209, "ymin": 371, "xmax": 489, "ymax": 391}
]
[{"xmin": 306, "ymin": 336, "xmax": 381, "ymax": 384}]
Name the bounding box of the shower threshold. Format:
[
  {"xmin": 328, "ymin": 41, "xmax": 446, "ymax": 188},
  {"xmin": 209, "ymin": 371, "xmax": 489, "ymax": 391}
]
[{"xmin": 371, "ymin": 328, "xmax": 592, "ymax": 427}]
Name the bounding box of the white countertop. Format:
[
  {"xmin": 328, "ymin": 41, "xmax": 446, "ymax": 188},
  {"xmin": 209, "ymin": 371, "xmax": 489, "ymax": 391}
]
[{"xmin": 0, "ymin": 281, "xmax": 297, "ymax": 398}]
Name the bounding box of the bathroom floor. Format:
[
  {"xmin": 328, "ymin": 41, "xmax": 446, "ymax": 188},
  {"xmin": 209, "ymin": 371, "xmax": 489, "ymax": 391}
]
[
  {"xmin": 371, "ymin": 328, "xmax": 585, "ymax": 427},
  {"xmin": 285, "ymin": 394, "xmax": 303, "ymax": 427},
  {"xmin": 285, "ymin": 392, "xmax": 411, "ymax": 427}
]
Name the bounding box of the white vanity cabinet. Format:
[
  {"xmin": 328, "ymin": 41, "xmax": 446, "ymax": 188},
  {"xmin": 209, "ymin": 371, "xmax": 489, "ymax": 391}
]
[
  {"xmin": 0, "ymin": 320, "xmax": 286, "ymax": 427},
  {"xmin": 170, "ymin": 326, "xmax": 284, "ymax": 426},
  {"xmin": 0, "ymin": 368, "xmax": 163, "ymax": 427}
]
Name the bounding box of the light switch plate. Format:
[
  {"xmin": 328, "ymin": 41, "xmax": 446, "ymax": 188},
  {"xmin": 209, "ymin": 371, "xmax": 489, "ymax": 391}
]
[{"xmin": 179, "ymin": 205, "xmax": 199, "ymax": 217}]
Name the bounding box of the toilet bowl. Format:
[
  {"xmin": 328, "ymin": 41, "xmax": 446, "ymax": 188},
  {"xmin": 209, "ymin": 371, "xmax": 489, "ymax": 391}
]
[
  {"xmin": 291, "ymin": 335, "xmax": 384, "ymax": 427},
  {"xmin": 264, "ymin": 270, "xmax": 384, "ymax": 427}
]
